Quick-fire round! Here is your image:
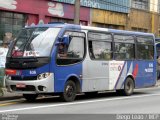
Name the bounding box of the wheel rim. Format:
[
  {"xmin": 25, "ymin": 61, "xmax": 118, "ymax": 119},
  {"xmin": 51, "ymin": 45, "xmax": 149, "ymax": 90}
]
[
  {"xmin": 65, "ymin": 84, "xmax": 74, "ymax": 98},
  {"xmin": 126, "ymin": 81, "xmax": 133, "ymax": 93}
]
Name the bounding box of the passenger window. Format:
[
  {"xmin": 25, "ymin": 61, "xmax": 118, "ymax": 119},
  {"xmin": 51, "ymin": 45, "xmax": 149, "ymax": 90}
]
[
  {"xmin": 88, "ymin": 32, "xmax": 112, "ymax": 60},
  {"xmin": 89, "ymin": 41, "xmax": 112, "ymax": 60},
  {"xmin": 136, "ymin": 37, "xmax": 154, "ymax": 60},
  {"xmin": 114, "ymin": 35, "xmax": 135, "ymax": 60}
]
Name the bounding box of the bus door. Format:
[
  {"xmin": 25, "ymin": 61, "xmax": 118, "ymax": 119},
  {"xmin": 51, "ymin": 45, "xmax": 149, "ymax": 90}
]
[{"xmin": 82, "ymin": 31, "xmax": 112, "ymax": 92}]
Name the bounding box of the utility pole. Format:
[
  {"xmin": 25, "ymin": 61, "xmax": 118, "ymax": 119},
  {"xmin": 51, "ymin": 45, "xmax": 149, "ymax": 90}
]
[{"xmin": 74, "ymin": 0, "xmax": 80, "ymax": 24}]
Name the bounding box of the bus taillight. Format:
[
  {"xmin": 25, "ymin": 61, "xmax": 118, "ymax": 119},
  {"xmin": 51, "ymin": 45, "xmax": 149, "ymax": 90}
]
[{"xmin": 5, "ymin": 69, "xmax": 17, "ymax": 75}]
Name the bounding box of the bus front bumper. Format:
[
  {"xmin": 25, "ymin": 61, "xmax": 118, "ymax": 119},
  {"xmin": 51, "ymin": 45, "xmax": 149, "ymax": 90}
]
[{"xmin": 5, "ymin": 73, "xmax": 54, "ymax": 94}]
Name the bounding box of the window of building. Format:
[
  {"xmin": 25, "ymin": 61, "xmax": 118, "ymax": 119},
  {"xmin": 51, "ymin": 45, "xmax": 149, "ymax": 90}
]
[
  {"xmin": 93, "ymin": 22, "xmax": 125, "ymax": 30},
  {"xmin": 56, "ymin": 31, "xmax": 85, "ymax": 65},
  {"xmin": 51, "ymin": 17, "xmax": 73, "ymax": 24},
  {"xmin": 0, "ymin": 11, "xmax": 25, "ymax": 45},
  {"xmin": 158, "ymin": 0, "xmax": 160, "ymax": 13},
  {"xmin": 132, "ymin": 0, "xmax": 149, "ymax": 10},
  {"xmin": 114, "ymin": 35, "xmax": 135, "ymax": 60},
  {"xmin": 132, "ymin": 27, "xmax": 148, "ymax": 32},
  {"xmin": 136, "ymin": 36, "xmax": 154, "ymax": 60},
  {"xmin": 88, "ymin": 32, "xmax": 112, "ymax": 60}
]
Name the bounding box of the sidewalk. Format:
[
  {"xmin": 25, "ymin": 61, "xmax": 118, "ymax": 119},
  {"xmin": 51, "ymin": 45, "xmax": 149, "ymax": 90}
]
[
  {"xmin": 156, "ymin": 79, "xmax": 160, "ymax": 86},
  {"xmin": 0, "ymin": 88, "xmax": 22, "ymax": 101}
]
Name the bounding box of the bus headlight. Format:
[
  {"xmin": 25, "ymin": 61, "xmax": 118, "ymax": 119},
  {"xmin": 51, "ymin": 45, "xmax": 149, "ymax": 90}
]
[{"xmin": 37, "ymin": 73, "xmax": 50, "ymax": 80}]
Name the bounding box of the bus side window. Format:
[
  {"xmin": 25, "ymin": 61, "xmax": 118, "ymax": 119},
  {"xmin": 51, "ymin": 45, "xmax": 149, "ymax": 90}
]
[
  {"xmin": 56, "ymin": 31, "xmax": 85, "ymax": 65},
  {"xmin": 114, "ymin": 35, "xmax": 135, "ymax": 60},
  {"xmin": 88, "ymin": 32, "xmax": 112, "ymax": 60}
]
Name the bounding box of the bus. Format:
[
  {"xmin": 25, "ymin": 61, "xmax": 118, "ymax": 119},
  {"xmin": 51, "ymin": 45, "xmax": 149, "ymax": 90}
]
[
  {"xmin": 156, "ymin": 38, "xmax": 160, "ymax": 57},
  {"xmin": 5, "ymin": 23, "xmax": 156, "ymax": 102},
  {"xmin": 156, "ymin": 38, "xmax": 160, "ymax": 79}
]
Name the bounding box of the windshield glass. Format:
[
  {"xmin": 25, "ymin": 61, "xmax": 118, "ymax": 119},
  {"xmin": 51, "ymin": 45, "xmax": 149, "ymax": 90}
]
[{"xmin": 8, "ymin": 27, "xmax": 61, "ymax": 57}]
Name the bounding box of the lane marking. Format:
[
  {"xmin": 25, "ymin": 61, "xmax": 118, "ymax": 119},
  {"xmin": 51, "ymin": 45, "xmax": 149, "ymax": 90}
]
[
  {"xmin": 0, "ymin": 102, "xmax": 19, "ymax": 107},
  {"xmin": 0, "ymin": 99, "xmax": 24, "ymax": 105},
  {"xmin": 0, "ymin": 93, "xmax": 160, "ymax": 113}
]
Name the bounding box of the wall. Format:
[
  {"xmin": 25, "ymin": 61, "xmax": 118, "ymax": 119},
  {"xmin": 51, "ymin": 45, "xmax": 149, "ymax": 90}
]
[
  {"xmin": 91, "ymin": 9, "xmax": 127, "ymax": 29},
  {"xmin": 151, "ymin": 13, "xmax": 160, "ymax": 36},
  {"xmin": 0, "ymin": 0, "xmax": 90, "ymax": 25},
  {"xmin": 150, "ymin": 0, "xmax": 159, "ymax": 13},
  {"xmin": 128, "ymin": 9, "xmax": 151, "ymax": 32},
  {"xmin": 55, "ymin": 0, "xmax": 130, "ymax": 13}
]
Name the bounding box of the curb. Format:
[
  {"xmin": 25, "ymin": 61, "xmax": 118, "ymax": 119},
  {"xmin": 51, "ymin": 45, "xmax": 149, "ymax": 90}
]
[
  {"xmin": 0, "ymin": 96, "xmax": 23, "ymax": 101},
  {"xmin": 0, "ymin": 88, "xmax": 23, "ymax": 101}
]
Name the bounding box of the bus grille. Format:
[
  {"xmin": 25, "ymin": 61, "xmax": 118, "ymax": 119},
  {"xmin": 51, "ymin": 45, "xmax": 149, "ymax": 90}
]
[{"xmin": 11, "ymin": 76, "xmax": 37, "ymax": 81}]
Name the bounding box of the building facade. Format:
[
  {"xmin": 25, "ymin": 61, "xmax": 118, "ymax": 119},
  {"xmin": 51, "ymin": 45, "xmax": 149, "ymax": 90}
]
[{"xmin": 0, "ymin": 0, "xmax": 90, "ymax": 42}]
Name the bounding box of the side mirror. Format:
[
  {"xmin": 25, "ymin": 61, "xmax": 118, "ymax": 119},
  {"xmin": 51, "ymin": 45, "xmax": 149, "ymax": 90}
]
[{"xmin": 56, "ymin": 35, "xmax": 70, "ymax": 45}]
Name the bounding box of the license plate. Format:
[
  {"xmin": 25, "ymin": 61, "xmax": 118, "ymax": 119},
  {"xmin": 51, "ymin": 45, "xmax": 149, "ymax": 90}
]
[{"xmin": 16, "ymin": 83, "xmax": 26, "ymax": 88}]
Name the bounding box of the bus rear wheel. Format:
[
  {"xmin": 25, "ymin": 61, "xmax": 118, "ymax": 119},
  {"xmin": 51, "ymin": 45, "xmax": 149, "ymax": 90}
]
[
  {"xmin": 23, "ymin": 94, "xmax": 38, "ymax": 102},
  {"xmin": 60, "ymin": 80, "xmax": 77, "ymax": 102},
  {"xmin": 116, "ymin": 77, "xmax": 134, "ymax": 96},
  {"xmin": 123, "ymin": 77, "xmax": 134, "ymax": 96}
]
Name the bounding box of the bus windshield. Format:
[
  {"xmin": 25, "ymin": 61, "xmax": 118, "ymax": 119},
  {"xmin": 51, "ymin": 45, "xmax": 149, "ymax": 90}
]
[{"xmin": 8, "ymin": 27, "xmax": 61, "ymax": 58}]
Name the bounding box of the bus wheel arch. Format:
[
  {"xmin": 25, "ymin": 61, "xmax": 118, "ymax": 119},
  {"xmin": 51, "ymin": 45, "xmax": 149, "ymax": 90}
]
[{"xmin": 116, "ymin": 76, "xmax": 135, "ymax": 96}]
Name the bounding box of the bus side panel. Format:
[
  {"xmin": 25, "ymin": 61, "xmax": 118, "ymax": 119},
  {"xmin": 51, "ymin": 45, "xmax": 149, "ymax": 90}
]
[
  {"xmin": 53, "ymin": 63, "xmax": 82, "ymax": 93},
  {"xmin": 134, "ymin": 61, "xmax": 156, "ymax": 88},
  {"xmin": 111, "ymin": 61, "xmax": 127, "ymax": 90},
  {"xmin": 82, "ymin": 60, "xmax": 110, "ymax": 92},
  {"xmin": 82, "ymin": 60, "xmax": 156, "ymax": 92},
  {"xmin": 116, "ymin": 61, "xmax": 156, "ymax": 89}
]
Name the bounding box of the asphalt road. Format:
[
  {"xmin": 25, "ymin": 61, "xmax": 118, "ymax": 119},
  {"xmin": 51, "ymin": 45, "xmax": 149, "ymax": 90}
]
[{"xmin": 0, "ymin": 87, "xmax": 160, "ymax": 120}]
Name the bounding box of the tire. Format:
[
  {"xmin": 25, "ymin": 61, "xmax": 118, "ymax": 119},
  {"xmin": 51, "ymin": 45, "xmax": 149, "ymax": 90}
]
[
  {"xmin": 123, "ymin": 77, "xmax": 134, "ymax": 96},
  {"xmin": 23, "ymin": 94, "xmax": 38, "ymax": 102},
  {"xmin": 60, "ymin": 80, "xmax": 77, "ymax": 102}
]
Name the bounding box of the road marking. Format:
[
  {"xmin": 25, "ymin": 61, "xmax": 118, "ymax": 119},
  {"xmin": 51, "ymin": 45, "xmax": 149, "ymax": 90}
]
[
  {"xmin": 0, "ymin": 93, "xmax": 160, "ymax": 113},
  {"xmin": 0, "ymin": 99, "xmax": 24, "ymax": 104},
  {"xmin": 0, "ymin": 102, "xmax": 19, "ymax": 107}
]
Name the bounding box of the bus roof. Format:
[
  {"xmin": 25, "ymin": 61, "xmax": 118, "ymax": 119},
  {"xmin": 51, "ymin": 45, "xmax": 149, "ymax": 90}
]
[
  {"xmin": 81, "ymin": 26, "xmax": 154, "ymax": 37},
  {"xmin": 26, "ymin": 23, "xmax": 154, "ymax": 37}
]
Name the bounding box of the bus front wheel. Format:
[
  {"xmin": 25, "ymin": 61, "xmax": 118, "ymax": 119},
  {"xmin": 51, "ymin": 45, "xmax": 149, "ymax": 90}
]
[
  {"xmin": 60, "ymin": 80, "xmax": 77, "ymax": 102},
  {"xmin": 23, "ymin": 94, "xmax": 38, "ymax": 102}
]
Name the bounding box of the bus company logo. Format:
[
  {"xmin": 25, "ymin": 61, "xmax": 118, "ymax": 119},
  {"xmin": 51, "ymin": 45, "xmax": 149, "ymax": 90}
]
[
  {"xmin": 118, "ymin": 66, "xmax": 121, "ymax": 71},
  {"xmin": 30, "ymin": 70, "xmax": 36, "ymax": 75},
  {"xmin": 145, "ymin": 68, "xmax": 153, "ymax": 73},
  {"xmin": 110, "ymin": 62, "xmax": 124, "ymax": 71},
  {"xmin": 145, "ymin": 63, "xmax": 153, "ymax": 73}
]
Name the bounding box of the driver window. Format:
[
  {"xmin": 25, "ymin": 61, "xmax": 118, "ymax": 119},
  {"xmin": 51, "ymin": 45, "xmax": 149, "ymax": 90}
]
[{"xmin": 56, "ymin": 31, "xmax": 85, "ymax": 65}]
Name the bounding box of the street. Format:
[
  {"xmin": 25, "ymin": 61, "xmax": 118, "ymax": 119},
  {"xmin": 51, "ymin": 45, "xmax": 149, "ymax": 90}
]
[{"xmin": 0, "ymin": 86, "xmax": 160, "ymax": 114}]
